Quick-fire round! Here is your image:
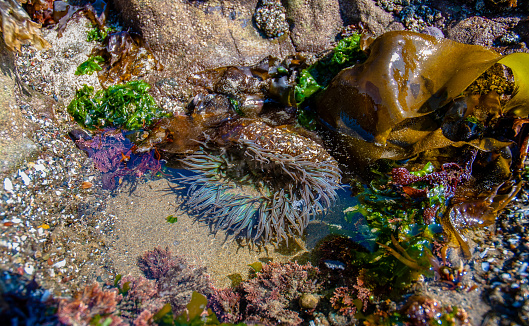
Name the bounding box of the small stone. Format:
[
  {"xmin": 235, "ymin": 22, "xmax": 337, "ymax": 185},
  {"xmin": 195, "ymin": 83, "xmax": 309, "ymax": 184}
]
[
  {"xmin": 3, "ymin": 178, "xmax": 13, "ymax": 192},
  {"xmin": 19, "ymin": 170, "xmax": 30, "ymax": 185},
  {"xmin": 299, "ymin": 293, "xmax": 319, "ymax": 309},
  {"xmin": 24, "ymin": 264, "xmax": 34, "ymax": 275},
  {"xmin": 53, "ymin": 260, "xmax": 66, "ymax": 268},
  {"xmin": 501, "ymin": 273, "xmax": 512, "ymax": 281}
]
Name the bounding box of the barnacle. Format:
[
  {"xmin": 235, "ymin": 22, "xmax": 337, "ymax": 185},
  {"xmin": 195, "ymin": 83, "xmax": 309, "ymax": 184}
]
[
  {"xmin": 0, "ymin": 0, "xmax": 50, "ymax": 51},
  {"xmin": 254, "ymin": 0, "xmax": 289, "ymax": 39},
  {"xmin": 178, "ymin": 121, "xmax": 342, "ymax": 243}
]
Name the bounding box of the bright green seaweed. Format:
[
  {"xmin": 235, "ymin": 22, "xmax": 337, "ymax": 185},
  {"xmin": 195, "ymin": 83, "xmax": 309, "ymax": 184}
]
[{"xmin": 67, "ymin": 80, "xmax": 168, "ymax": 130}]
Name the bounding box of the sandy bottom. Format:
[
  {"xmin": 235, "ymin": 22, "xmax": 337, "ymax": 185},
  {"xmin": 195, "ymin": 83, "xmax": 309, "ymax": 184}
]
[{"xmin": 106, "ymin": 177, "xmax": 355, "ymax": 288}]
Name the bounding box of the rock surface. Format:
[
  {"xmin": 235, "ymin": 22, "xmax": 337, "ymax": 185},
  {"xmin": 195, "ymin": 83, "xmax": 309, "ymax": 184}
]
[
  {"xmin": 111, "ymin": 0, "xmax": 294, "ymax": 98},
  {"xmin": 0, "ymin": 40, "xmax": 37, "ymax": 175},
  {"xmin": 447, "ymin": 16, "xmax": 512, "ymax": 47},
  {"xmin": 285, "ymin": 0, "xmax": 343, "ymax": 52},
  {"xmin": 339, "ymin": 0, "xmax": 404, "ymax": 35}
]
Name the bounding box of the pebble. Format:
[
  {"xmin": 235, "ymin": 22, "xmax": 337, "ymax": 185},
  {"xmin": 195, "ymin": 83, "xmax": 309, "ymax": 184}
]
[
  {"xmin": 19, "ymin": 170, "xmax": 31, "ymax": 185},
  {"xmin": 52, "ymin": 260, "xmax": 66, "ymax": 268},
  {"xmin": 501, "ymin": 273, "xmax": 512, "ymax": 281},
  {"xmin": 299, "ymin": 293, "xmax": 320, "ymax": 309},
  {"xmin": 4, "ymin": 178, "xmax": 13, "ymax": 192},
  {"xmin": 1, "ymin": 17, "xmax": 119, "ymax": 296}
]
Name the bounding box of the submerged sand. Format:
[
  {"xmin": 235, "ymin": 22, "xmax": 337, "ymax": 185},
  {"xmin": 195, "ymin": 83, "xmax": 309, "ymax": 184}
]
[{"xmin": 106, "ymin": 177, "xmax": 353, "ymax": 288}]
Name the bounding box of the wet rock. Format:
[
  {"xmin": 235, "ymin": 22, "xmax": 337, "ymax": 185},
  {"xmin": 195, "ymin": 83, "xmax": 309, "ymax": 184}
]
[
  {"xmin": 111, "ymin": 0, "xmax": 404, "ymax": 107},
  {"xmin": 338, "ymin": 0, "xmax": 404, "ymax": 36},
  {"xmin": 284, "ymin": 0, "xmax": 342, "ymax": 52},
  {"xmin": 447, "ymin": 16, "xmax": 511, "ymax": 47},
  {"xmin": 0, "ymin": 40, "xmax": 37, "ymax": 175},
  {"xmin": 111, "ymin": 0, "xmax": 295, "ymax": 103},
  {"xmin": 299, "ymin": 293, "xmax": 320, "ymax": 309}
]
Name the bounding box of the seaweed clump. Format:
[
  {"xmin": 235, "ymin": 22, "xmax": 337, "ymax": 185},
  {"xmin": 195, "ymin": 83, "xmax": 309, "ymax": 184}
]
[
  {"xmin": 67, "ymin": 80, "xmax": 168, "ymax": 131},
  {"xmin": 70, "ymin": 128, "xmax": 162, "ymax": 190},
  {"xmin": 209, "ymin": 261, "xmax": 322, "ymax": 325},
  {"xmin": 295, "ymin": 33, "xmax": 366, "ymax": 105},
  {"xmin": 0, "ymin": 0, "xmax": 50, "ymax": 51},
  {"xmin": 137, "ymin": 247, "xmax": 214, "ymax": 316},
  {"xmin": 90, "ymin": 31, "xmax": 163, "ymax": 88}
]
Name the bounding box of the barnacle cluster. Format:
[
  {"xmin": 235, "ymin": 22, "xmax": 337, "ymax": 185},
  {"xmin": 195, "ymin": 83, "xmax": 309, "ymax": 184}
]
[
  {"xmin": 0, "ymin": 0, "xmax": 50, "ymax": 51},
  {"xmin": 254, "ymin": 0, "xmax": 289, "ymax": 39},
  {"xmin": 179, "ymin": 121, "xmax": 342, "ymax": 243},
  {"xmin": 375, "ymin": 0, "xmax": 441, "ymax": 31}
]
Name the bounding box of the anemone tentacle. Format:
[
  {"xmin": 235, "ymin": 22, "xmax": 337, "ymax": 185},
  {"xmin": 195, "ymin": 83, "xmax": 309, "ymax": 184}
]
[{"xmin": 177, "ymin": 122, "xmax": 342, "ymax": 243}]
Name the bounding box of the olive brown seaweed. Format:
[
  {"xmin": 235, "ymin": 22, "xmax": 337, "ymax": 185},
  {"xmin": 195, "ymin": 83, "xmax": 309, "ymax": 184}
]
[
  {"xmin": 316, "ymin": 31, "xmax": 529, "ymax": 174},
  {"xmin": 0, "ymin": 0, "xmax": 50, "ymax": 51}
]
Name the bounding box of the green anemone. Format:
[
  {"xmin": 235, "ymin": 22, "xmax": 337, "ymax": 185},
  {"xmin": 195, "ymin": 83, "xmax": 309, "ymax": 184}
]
[{"xmin": 177, "ymin": 138, "xmax": 342, "ymax": 244}]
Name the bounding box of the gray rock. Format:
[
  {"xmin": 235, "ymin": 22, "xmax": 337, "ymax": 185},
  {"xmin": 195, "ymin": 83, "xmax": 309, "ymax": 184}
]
[
  {"xmin": 284, "ymin": 0, "xmax": 342, "ymax": 52},
  {"xmin": 111, "ymin": 0, "xmax": 295, "ymax": 99},
  {"xmin": 447, "ymin": 16, "xmax": 507, "ymax": 47},
  {"xmin": 0, "ymin": 40, "xmax": 37, "ymax": 175},
  {"xmin": 339, "ymin": 0, "xmax": 404, "ymax": 36}
]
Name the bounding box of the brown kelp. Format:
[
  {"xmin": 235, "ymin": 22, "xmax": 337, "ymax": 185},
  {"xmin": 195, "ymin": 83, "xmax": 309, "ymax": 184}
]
[
  {"xmin": 90, "ymin": 31, "xmax": 163, "ymax": 88},
  {"xmin": 316, "ymin": 31, "xmax": 529, "ymax": 174},
  {"xmin": 0, "ymin": 0, "xmax": 50, "ymax": 51}
]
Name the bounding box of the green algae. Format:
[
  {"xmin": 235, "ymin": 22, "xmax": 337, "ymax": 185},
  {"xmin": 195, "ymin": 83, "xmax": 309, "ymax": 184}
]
[
  {"xmin": 67, "ymin": 80, "xmax": 168, "ymax": 130},
  {"xmin": 294, "ymin": 33, "xmax": 365, "ymax": 105},
  {"xmin": 75, "ymin": 56, "xmax": 105, "ymax": 76},
  {"xmin": 166, "ymin": 215, "xmax": 178, "ymax": 223},
  {"xmin": 86, "ymin": 25, "xmax": 115, "ymax": 42},
  {"xmin": 331, "ymin": 162, "xmax": 449, "ymax": 294},
  {"xmin": 154, "ymin": 292, "xmax": 247, "ymax": 326}
]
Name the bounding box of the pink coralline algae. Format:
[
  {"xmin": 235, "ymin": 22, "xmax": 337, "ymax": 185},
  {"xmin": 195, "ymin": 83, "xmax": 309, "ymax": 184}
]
[
  {"xmin": 57, "ymin": 283, "xmax": 125, "ymax": 326},
  {"xmin": 137, "ymin": 247, "xmax": 214, "ymax": 315},
  {"xmin": 137, "ymin": 247, "xmax": 178, "ymax": 280},
  {"xmin": 330, "ymin": 280, "xmax": 372, "ymax": 317},
  {"xmin": 118, "ymin": 275, "xmax": 165, "ymax": 324},
  {"xmin": 57, "ymin": 276, "xmax": 165, "ymax": 326},
  {"xmin": 211, "ymin": 261, "xmax": 322, "ymax": 326},
  {"xmin": 208, "ymin": 288, "xmax": 243, "ymax": 324}
]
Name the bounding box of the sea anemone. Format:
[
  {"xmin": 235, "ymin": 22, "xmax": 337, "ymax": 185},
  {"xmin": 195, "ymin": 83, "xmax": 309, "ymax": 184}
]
[{"xmin": 178, "ymin": 121, "xmax": 342, "ymax": 243}]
